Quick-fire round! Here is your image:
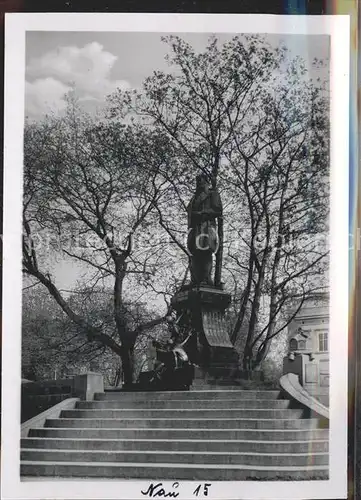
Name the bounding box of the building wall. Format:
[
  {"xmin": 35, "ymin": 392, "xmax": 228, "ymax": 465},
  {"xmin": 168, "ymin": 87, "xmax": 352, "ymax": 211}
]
[{"xmin": 284, "ymin": 295, "xmax": 329, "ymax": 406}]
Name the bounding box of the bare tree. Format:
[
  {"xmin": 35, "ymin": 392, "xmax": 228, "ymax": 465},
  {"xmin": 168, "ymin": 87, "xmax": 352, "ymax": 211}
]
[
  {"xmin": 109, "ymin": 35, "xmax": 330, "ymax": 372},
  {"xmin": 23, "ymin": 96, "xmax": 177, "ymax": 385},
  {"xmin": 22, "ymin": 286, "xmax": 121, "ymax": 383},
  {"xmin": 109, "ymin": 35, "xmax": 292, "ymax": 286},
  {"xmin": 223, "ymin": 62, "xmax": 329, "ymax": 369},
  {"xmin": 24, "ymin": 35, "xmax": 330, "ymax": 381}
]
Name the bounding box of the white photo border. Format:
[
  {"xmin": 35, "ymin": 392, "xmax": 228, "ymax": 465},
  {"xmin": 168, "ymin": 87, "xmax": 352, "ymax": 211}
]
[{"xmin": 1, "ymin": 12, "xmax": 350, "ymax": 500}]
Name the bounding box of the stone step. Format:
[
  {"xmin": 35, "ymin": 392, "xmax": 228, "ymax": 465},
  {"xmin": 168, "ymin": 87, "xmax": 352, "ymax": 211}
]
[
  {"xmin": 20, "ymin": 461, "xmax": 329, "ymax": 480},
  {"xmin": 21, "ymin": 437, "xmax": 329, "ymax": 454},
  {"xmin": 21, "ymin": 448, "xmax": 329, "ymax": 467},
  {"xmin": 205, "ymin": 370, "xmax": 240, "ymax": 378},
  {"xmin": 76, "ymin": 399, "xmax": 291, "ymax": 410},
  {"xmin": 44, "ymin": 418, "xmax": 319, "ymax": 430},
  {"xmin": 190, "ymin": 384, "xmax": 246, "ymax": 390},
  {"xmin": 205, "ymin": 362, "xmax": 239, "ymax": 367},
  {"xmin": 60, "ymin": 408, "xmax": 304, "ymax": 419},
  {"xmin": 199, "ymin": 379, "xmax": 265, "ymax": 386},
  {"xmin": 29, "ymin": 427, "xmax": 329, "ymax": 441},
  {"xmin": 96, "ymin": 390, "xmax": 281, "ymax": 401},
  {"xmin": 193, "ymin": 380, "xmax": 243, "ymax": 387},
  {"xmin": 21, "ymin": 384, "xmax": 328, "ymax": 481}
]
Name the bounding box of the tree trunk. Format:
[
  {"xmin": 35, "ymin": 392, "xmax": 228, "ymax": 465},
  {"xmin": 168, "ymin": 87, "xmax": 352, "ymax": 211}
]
[
  {"xmin": 250, "ymin": 210, "xmax": 286, "ymax": 370},
  {"xmin": 253, "ymin": 332, "xmax": 273, "ymax": 370},
  {"xmin": 114, "ymin": 365, "xmax": 122, "ymax": 387},
  {"xmin": 113, "ymin": 253, "xmax": 135, "ymax": 385},
  {"xmin": 242, "ymin": 345, "xmax": 253, "ymax": 372},
  {"xmin": 231, "ymin": 253, "xmax": 255, "ymax": 344},
  {"xmin": 242, "ymin": 253, "xmax": 268, "ymax": 371},
  {"xmin": 121, "ymin": 345, "xmax": 134, "ymax": 387}
]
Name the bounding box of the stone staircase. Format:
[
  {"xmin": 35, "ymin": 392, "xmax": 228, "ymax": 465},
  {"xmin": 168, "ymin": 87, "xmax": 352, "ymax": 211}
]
[{"xmin": 21, "ymin": 388, "xmax": 329, "ymax": 480}]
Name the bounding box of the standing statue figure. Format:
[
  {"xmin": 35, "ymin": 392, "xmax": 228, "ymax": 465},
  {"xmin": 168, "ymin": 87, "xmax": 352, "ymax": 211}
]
[{"xmin": 187, "ymin": 173, "xmax": 222, "ymax": 286}]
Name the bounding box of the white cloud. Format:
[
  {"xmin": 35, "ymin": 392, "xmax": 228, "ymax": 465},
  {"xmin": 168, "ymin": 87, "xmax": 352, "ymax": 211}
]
[
  {"xmin": 25, "ymin": 77, "xmax": 71, "ymax": 118},
  {"xmin": 25, "ymin": 42, "xmax": 130, "ymax": 118}
]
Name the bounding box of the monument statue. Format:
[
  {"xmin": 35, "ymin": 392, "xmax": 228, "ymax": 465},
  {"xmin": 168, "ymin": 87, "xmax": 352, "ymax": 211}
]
[
  {"xmin": 145, "ymin": 172, "xmax": 240, "ymax": 390},
  {"xmin": 187, "ymin": 174, "xmax": 222, "ymax": 286},
  {"xmin": 170, "ymin": 172, "xmax": 239, "ymax": 384}
]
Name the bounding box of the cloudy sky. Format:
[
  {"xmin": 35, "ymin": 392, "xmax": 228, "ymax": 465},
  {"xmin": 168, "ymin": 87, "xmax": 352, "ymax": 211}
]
[{"xmin": 25, "ymin": 31, "xmax": 330, "ymax": 120}]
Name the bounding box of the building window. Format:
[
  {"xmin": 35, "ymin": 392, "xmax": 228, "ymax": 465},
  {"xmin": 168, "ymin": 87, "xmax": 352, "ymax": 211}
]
[
  {"xmin": 318, "ymin": 332, "xmax": 328, "ymax": 352},
  {"xmin": 290, "ymin": 339, "xmax": 297, "ymax": 350}
]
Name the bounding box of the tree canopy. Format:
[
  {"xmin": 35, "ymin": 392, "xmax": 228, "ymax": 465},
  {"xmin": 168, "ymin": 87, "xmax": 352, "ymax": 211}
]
[{"xmin": 23, "ymin": 34, "xmax": 329, "ymax": 381}]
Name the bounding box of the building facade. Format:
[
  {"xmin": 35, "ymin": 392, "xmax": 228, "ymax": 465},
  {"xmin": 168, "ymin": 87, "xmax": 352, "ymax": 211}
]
[{"xmin": 283, "ymin": 294, "xmax": 329, "ymax": 406}]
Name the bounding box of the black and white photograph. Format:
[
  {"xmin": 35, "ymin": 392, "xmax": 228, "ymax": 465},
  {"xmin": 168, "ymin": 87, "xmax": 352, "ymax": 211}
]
[{"xmin": 1, "ymin": 13, "xmax": 349, "ymax": 500}]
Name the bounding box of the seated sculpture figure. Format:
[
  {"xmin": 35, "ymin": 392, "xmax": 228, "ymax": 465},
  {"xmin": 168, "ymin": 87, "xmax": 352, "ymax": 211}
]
[{"xmin": 187, "ymin": 173, "xmax": 222, "ymax": 286}]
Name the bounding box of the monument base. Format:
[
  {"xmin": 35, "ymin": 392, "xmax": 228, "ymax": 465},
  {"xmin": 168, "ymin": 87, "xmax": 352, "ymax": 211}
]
[{"xmin": 171, "ymin": 285, "xmax": 239, "ymax": 381}]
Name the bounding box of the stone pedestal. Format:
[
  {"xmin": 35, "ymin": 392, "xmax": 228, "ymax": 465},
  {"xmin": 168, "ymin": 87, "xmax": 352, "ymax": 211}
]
[
  {"xmin": 73, "ymin": 372, "xmax": 104, "ymax": 401},
  {"xmin": 171, "ymin": 285, "xmax": 239, "ymax": 380}
]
